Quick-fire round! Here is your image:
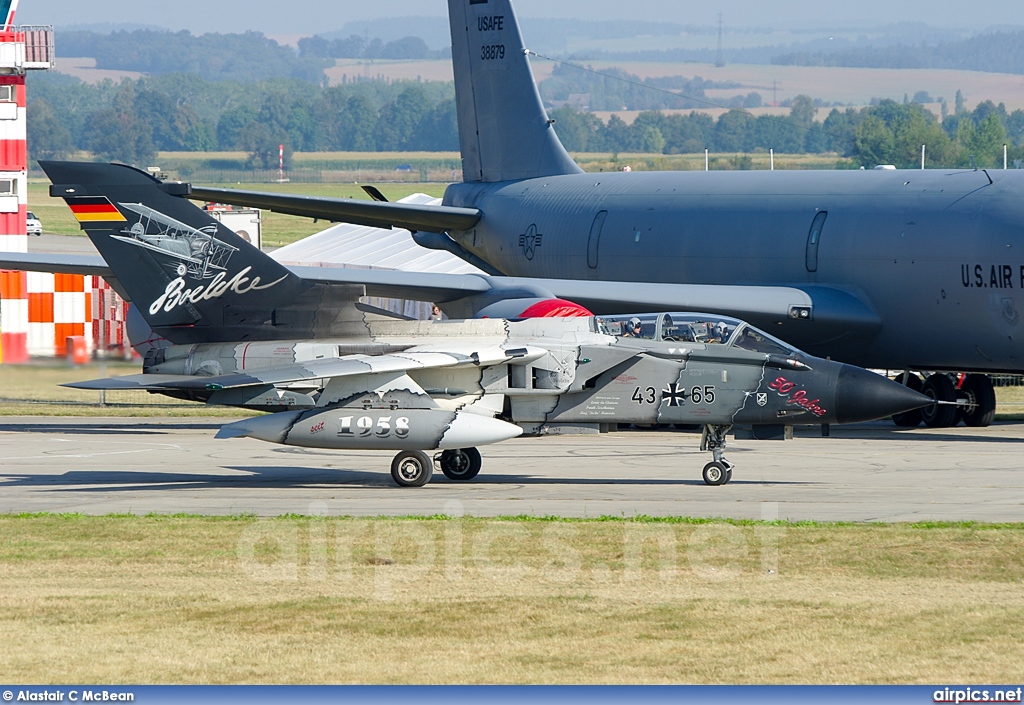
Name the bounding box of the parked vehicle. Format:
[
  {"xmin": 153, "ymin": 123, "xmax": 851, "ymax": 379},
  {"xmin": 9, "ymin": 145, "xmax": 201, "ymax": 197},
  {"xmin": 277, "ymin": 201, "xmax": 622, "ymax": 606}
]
[{"xmin": 26, "ymin": 211, "xmax": 42, "ymax": 236}]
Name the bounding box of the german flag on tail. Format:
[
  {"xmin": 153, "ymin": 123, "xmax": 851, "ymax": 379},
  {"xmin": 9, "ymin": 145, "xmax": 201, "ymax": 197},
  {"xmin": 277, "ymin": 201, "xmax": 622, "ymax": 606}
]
[{"xmin": 66, "ymin": 197, "xmax": 127, "ymax": 223}]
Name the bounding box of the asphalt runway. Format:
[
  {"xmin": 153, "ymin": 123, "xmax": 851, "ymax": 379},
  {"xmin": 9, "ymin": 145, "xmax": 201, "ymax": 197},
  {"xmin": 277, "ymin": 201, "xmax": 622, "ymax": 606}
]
[{"xmin": 1, "ymin": 417, "xmax": 1022, "ymax": 522}]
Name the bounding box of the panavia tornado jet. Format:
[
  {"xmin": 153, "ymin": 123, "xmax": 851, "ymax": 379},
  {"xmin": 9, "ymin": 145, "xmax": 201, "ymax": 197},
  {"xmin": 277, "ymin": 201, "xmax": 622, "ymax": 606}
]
[{"xmin": 23, "ymin": 162, "xmax": 926, "ymax": 487}]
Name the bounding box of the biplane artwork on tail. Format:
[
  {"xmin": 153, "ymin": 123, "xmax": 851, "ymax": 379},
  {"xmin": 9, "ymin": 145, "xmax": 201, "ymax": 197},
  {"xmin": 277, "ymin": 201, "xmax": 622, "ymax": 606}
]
[{"xmin": 111, "ymin": 203, "xmax": 239, "ymax": 281}]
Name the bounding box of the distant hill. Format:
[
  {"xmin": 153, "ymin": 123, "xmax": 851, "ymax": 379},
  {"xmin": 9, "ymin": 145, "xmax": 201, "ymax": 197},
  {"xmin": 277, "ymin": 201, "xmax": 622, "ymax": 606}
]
[
  {"xmin": 569, "ymin": 25, "xmax": 975, "ymax": 66},
  {"xmin": 773, "ymin": 31, "xmax": 1024, "ymax": 74},
  {"xmin": 57, "ymin": 29, "xmax": 331, "ymax": 83},
  {"xmin": 61, "ymin": 23, "xmax": 166, "ymax": 33},
  {"xmin": 326, "ymin": 17, "xmax": 696, "ymax": 54},
  {"xmin": 539, "ymin": 64, "xmax": 747, "ymax": 112}
]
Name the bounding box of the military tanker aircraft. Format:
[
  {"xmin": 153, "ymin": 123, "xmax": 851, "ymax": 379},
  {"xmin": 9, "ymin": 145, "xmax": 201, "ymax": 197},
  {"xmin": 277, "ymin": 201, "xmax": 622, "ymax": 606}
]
[
  {"xmin": 154, "ymin": 0, "xmax": 1024, "ymax": 430},
  {"xmin": 7, "ymin": 162, "xmax": 926, "ymax": 487}
]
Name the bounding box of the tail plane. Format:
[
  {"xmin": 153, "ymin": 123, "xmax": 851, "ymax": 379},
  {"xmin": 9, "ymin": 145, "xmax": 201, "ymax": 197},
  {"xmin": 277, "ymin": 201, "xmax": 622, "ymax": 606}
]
[
  {"xmin": 449, "ymin": 0, "xmax": 582, "ymax": 182},
  {"xmin": 40, "ymin": 161, "xmax": 370, "ymax": 345}
]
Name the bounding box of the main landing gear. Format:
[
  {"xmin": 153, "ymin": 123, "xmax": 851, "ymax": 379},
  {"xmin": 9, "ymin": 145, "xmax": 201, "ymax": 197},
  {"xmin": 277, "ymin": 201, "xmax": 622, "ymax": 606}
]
[
  {"xmin": 960, "ymin": 374, "xmax": 997, "ymax": 427},
  {"xmin": 389, "ymin": 447, "xmax": 483, "ymax": 487},
  {"xmin": 893, "ymin": 373, "xmax": 996, "ymax": 428},
  {"xmin": 391, "ymin": 450, "xmax": 434, "ymax": 487},
  {"xmin": 701, "ymin": 424, "xmax": 734, "ymax": 486},
  {"xmin": 436, "ymin": 447, "xmax": 483, "ymax": 481}
]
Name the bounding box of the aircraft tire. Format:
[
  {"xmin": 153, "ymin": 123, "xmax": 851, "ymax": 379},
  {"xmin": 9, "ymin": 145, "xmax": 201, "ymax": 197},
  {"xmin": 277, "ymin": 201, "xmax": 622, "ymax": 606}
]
[
  {"xmin": 725, "ymin": 468, "xmax": 733, "ymax": 484},
  {"xmin": 921, "ymin": 374, "xmax": 958, "ymax": 428},
  {"xmin": 702, "ymin": 461, "xmax": 729, "ymax": 486},
  {"xmin": 439, "ymin": 447, "xmax": 482, "ymax": 481},
  {"xmin": 391, "ymin": 450, "xmax": 434, "ymax": 487},
  {"xmin": 961, "ymin": 374, "xmax": 996, "ymax": 427},
  {"xmin": 891, "ymin": 374, "xmax": 924, "ymax": 427}
]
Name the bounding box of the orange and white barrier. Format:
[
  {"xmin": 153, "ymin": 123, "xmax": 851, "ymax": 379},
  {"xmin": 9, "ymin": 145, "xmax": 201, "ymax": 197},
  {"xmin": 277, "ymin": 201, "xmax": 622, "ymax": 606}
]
[
  {"xmin": 26, "ymin": 272, "xmax": 92, "ymax": 357},
  {"xmin": 2, "ymin": 273, "xmax": 133, "ymax": 361},
  {"xmin": 0, "ymin": 268, "xmax": 26, "ymax": 363}
]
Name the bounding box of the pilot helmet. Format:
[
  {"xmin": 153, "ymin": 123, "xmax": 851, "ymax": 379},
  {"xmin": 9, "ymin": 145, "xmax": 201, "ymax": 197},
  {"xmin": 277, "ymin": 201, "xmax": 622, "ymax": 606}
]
[{"xmin": 628, "ymin": 317, "xmax": 642, "ymax": 331}]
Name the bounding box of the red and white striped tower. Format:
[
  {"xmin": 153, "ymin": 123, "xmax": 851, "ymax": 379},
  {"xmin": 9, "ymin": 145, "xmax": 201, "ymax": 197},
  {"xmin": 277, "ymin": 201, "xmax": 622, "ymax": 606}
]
[
  {"xmin": 0, "ymin": 69, "xmax": 26, "ymax": 254},
  {"xmin": 0, "ymin": 1, "xmax": 53, "ymax": 363}
]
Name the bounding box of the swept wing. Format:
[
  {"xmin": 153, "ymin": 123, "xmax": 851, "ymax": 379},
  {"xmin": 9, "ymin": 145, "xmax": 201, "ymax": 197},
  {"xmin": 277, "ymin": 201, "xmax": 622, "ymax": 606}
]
[
  {"xmin": 188, "ymin": 186, "xmax": 481, "ymax": 232},
  {"xmin": 64, "ymin": 346, "xmax": 545, "ymax": 392}
]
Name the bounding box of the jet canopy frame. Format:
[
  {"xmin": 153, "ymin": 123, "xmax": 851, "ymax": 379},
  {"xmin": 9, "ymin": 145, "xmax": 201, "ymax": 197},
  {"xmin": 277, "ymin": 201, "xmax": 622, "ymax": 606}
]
[{"xmin": 595, "ymin": 311, "xmax": 801, "ymax": 356}]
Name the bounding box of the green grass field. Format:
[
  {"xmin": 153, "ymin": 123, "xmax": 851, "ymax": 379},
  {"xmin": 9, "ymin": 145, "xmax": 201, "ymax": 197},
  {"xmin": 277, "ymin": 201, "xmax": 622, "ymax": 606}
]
[
  {"xmin": 0, "ymin": 361, "xmax": 258, "ymax": 417},
  {"xmin": 0, "ymin": 514, "xmax": 1021, "ymax": 683}
]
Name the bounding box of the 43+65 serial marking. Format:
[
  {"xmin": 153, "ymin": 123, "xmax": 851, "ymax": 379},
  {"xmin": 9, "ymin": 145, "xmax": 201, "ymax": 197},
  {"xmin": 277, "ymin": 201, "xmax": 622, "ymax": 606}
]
[{"xmin": 632, "ymin": 385, "xmax": 716, "ymax": 406}]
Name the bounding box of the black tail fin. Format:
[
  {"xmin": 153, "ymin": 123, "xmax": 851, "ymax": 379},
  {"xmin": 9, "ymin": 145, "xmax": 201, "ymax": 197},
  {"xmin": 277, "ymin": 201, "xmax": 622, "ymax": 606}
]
[
  {"xmin": 41, "ymin": 161, "xmax": 368, "ymax": 344},
  {"xmin": 448, "ymin": 0, "xmax": 582, "ymax": 182}
]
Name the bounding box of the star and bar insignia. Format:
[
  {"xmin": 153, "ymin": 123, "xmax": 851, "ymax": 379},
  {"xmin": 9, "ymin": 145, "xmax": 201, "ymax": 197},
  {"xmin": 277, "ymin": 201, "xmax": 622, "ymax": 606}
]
[{"xmin": 519, "ymin": 224, "xmax": 543, "ymax": 260}]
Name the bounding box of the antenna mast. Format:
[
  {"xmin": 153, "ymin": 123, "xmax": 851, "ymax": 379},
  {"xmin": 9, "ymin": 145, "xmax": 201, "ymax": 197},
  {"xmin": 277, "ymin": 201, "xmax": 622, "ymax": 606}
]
[{"xmin": 715, "ymin": 13, "xmax": 725, "ymax": 68}]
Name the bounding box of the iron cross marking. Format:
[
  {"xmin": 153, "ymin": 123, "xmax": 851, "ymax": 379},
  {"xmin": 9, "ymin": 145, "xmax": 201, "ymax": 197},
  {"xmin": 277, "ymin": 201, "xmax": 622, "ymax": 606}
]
[
  {"xmin": 519, "ymin": 224, "xmax": 543, "ymax": 260},
  {"xmin": 662, "ymin": 382, "xmax": 688, "ymax": 407}
]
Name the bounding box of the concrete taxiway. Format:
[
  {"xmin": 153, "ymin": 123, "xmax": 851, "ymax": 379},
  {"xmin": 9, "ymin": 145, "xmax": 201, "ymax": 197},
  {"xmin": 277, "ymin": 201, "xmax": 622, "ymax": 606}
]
[{"xmin": 0, "ymin": 417, "xmax": 1022, "ymax": 522}]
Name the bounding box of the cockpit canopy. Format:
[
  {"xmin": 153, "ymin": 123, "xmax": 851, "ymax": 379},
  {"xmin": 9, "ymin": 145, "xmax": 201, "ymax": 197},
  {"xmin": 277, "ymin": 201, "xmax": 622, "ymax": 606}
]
[{"xmin": 595, "ymin": 312, "xmax": 802, "ymax": 356}]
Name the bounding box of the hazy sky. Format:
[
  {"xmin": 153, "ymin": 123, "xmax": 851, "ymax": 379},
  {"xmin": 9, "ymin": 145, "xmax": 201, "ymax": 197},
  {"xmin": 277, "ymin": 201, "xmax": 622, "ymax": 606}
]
[{"xmin": 16, "ymin": 0, "xmax": 1024, "ymax": 35}]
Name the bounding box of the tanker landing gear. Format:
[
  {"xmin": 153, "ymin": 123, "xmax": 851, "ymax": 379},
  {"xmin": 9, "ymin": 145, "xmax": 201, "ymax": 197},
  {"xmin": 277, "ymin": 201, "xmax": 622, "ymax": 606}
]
[
  {"xmin": 701, "ymin": 424, "xmax": 734, "ymax": 486},
  {"xmin": 390, "ymin": 447, "xmax": 484, "ymax": 487},
  {"xmin": 921, "ymin": 374, "xmax": 958, "ymax": 428},
  {"xmin": 893, "ymin": 373, "xmax": 996, "ymax": 428},
  {"xmin": 960, "ymin": 374, "xmax": 997, "ymax": 427}
]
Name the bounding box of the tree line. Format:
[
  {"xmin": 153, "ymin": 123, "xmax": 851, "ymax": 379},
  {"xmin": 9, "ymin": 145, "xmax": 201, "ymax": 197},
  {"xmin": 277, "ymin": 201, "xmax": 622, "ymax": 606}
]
[
  {"xmin": 551, "ymin": 97, "xmax": 1024, "ymax": 168},
  {"xmin": 25, "ymin": 71, "xmax": 1024, "ymax": 170},
  {"xmin": 27, "ymin": 72, "xmax": 458, "ymax": 167}
]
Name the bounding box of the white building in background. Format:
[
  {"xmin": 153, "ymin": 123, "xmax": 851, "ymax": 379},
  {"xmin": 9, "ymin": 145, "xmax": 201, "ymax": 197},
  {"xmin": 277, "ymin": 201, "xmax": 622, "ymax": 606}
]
[{"xmin": 269, "ymin": 193, "xmax": 482, "ymax": 320}]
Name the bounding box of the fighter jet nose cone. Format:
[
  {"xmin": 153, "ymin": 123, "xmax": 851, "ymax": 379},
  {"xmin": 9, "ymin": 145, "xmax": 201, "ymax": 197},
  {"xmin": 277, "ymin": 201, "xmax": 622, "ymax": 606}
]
[{"xmin": 834, "ymin": 366, "xmax": 932, "ymax": 424}]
